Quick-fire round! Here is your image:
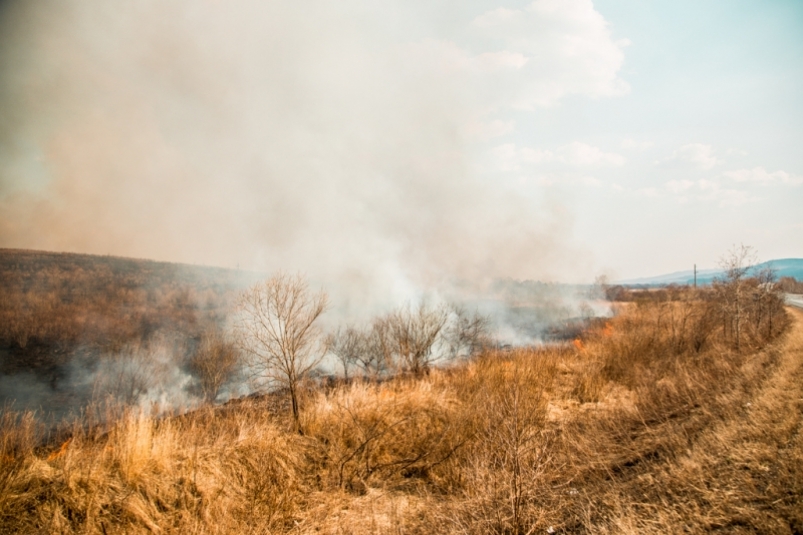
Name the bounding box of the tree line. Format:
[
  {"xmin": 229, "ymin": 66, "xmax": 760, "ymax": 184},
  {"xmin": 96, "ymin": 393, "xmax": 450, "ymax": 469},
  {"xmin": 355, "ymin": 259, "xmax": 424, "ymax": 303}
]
[{"xmin": 190, "ymin": 245, "xmax": 792, "ymax": 433}]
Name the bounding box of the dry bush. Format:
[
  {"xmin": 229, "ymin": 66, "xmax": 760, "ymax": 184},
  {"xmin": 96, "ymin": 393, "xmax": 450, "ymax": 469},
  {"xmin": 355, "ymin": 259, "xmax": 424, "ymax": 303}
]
[
  {"xmin": 383, "ymin": 303, "xmax": 450, "ymax": 376},
  {"xmin": 325, "ymin": 304, "xmax": 489, "ymax": 381},
  {"xmin": 188, "ymin": 332, "xmax": 241, "ymax": 402},
  {"xmin": 303, "ymin": 378, "xmax": 463, "ymax": 493},
  {"xmin": 446, "ymin": 351, "xmax": 558, "ymax": 535},
  {"xmin": 778, "ymin": 276, "xmax": 803, "ymax": 293},
  {"xmin": 324, "ymin": 326, "xmax": 364, "ymax": 381}
]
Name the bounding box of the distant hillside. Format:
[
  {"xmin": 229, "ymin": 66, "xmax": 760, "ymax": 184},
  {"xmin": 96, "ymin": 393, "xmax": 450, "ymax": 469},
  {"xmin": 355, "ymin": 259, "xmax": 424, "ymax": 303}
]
[
  {"xmin": 617, "ymin": 258, "xmax": 803, "ymax": 286},
  {"xmin": 0, "ymin": 248, "xmax": 259, "ymax": 416}
]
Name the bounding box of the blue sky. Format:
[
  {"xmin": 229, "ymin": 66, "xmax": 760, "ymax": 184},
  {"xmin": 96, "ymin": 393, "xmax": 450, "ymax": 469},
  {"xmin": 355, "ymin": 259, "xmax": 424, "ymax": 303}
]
[
  {"xmin": 462, "ymin": 0, "xmax": 803, "ymax": 278},
  {"xmin": 0, "ymin": 0, "xmax": 800, "ymax": 295}
]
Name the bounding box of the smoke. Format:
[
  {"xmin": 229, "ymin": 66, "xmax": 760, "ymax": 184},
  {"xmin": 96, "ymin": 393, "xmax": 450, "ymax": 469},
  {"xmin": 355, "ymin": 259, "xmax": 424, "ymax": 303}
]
[
  {"xmin": 0, "ymin": 0, "xmax": 627, "ymax": 312},
  {"xmin": 0, "ymin": 338, "xmax": 199, "ymax": 421}
]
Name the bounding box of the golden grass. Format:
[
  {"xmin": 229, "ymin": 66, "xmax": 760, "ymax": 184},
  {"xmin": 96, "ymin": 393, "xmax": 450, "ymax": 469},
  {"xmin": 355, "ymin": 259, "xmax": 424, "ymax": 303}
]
[{"xmin": 1, "ymin": 299, "xmax": 800, "ymax": 534}]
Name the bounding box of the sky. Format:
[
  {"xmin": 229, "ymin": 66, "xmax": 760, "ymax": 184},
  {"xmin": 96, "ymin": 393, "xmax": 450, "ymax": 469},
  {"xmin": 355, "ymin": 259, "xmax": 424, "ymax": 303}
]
[{"xmin": 0, "ymin": 0, "xmax": 801, "ymax": 305}]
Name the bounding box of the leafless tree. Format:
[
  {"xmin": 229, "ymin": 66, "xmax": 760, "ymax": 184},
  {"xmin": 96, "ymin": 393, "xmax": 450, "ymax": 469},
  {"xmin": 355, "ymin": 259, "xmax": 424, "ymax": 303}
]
[
  {"xmin": 444, "ymin": 305, "xmax": 490, "ymax": 360},
  {"xmin": 236, "ymin": 273, "xmax": 328, "ymax": 432},
  {"xmin": 715, "ymin": 244, "xmax": 757, "ymax": 351},
  {"xmin": 384, "ymin": 303, "xmax": 449, "ymax": 376},
  {"xmin": 188, "ymin": 332, "xmax": 240, "ymax": 403},
  {"xmin": 751, "ymin": 265, "xmax": 784, "ymax": 340},
  {"xmin": 359, "ymin": 319, "xmax": 395, "ymax": 377},
  {"xmin": 325, "ymin": 326, "xmax": 364, "ymax": 381},
  {"xmin": 327, "ymin": 304, "xmax": 489, "ymax": 380}
]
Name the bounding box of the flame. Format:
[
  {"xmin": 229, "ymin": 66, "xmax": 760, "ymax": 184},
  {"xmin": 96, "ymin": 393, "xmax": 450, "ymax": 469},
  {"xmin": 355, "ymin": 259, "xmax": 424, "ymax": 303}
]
[
  {"xmin": 47, "ymin": 438, "xmax": 71, "ymax": 461},
  {"xmin": 573, "ymin": 338, "xmax": 584, "ymax": 351}
]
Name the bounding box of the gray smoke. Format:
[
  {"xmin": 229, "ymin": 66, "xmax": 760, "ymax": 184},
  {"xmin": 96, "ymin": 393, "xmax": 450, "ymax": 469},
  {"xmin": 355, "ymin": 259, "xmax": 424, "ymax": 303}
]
[
  {"xmin": 0, "ymin": 0, "xmax": 627, "ymax": 314},
  {"xmin": 0, "ymin": 1, "xmax": 630, "ymax": 418}
]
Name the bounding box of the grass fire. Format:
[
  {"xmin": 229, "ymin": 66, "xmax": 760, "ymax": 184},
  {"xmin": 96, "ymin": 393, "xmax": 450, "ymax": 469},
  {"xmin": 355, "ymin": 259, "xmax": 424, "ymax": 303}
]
[
  {"xmin": 1, "ymin": 247, "xmax": 802, "ymax": 533},
  {"xmin": 1, "ymin": 1, "xmax": 801, "ymax": 532}
]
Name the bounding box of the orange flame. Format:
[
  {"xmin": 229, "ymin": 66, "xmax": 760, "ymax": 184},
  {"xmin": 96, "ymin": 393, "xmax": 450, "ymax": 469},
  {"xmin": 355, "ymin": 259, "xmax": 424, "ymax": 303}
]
[
  {"xmin": 573, "ymin": 338, "xmax": 584, "ymax": 351},
  {"xmin": 47, "ymin": 438, "xmax": 71, "ymax": 461}
]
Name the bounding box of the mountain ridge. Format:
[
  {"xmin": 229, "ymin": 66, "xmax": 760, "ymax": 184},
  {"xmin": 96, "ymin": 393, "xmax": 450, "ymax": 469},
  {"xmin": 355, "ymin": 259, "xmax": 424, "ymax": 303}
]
[{"xmin": 617, "ymin": 258, "xmax": 803, "ymax": 286}]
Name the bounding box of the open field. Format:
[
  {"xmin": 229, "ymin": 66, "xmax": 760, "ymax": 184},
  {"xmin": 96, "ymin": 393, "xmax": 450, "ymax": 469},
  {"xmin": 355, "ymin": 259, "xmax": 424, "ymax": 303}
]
[{"xmin": 1, "ymin": 269, "xmax": 800, "ymax": 533}]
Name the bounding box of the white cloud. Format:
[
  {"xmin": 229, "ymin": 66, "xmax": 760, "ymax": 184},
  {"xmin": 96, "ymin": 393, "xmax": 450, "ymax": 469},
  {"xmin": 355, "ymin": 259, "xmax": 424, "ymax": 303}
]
[
  {"xmin": 662, "ymin": 178, "xmax": 757, "ymax": 207},
  {"xmin": 407, "ymin": 0, "xmax": 630, "ymax": 110},
  {"xmin": 489, "ymin": 143, "xmax": 553, "ymax": 171},
  {"xmin": 660, "ymin": 143, "xmax": 721, "ymax": 170},
  {"xmin": 723, "ymin": 167, "xmax": 802, "ymax": 185},
  {"xmin": 474, "ymin": 51, "xmax": 530, "ymax": 71},
  {"xmin": 665, "ymin": 179, "xmax": 694, "ymax": 194},
  {"xmin": 621, "ymin": 138, "xmax": 653, "ymax": 150},
  {"xmin": 464, "ymin": 119, "xmax": 516, "ymax": 142},
  {"xmin": 556, "ymin": 142, "xmax": 625, "ymax": 166},
  {"xmin": 488, "ymin": 141, "xmax": 624, "ymax": 171}
]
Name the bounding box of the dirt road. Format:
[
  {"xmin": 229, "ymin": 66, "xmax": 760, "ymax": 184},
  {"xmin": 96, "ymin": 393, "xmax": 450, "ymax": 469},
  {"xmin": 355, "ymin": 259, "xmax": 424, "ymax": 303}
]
[
  {"xmin": 786, "ymin": 293, "xmax": 803, "ymax": 310},
  {"xmin": 639, "ymin": 307, "xmax": 803, "ymax": 532}
]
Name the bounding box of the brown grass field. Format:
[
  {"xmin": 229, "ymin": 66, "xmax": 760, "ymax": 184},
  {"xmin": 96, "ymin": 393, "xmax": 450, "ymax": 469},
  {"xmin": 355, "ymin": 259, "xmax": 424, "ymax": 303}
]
[{"xmin": 1, "ymin": 250, "xmax": 801, "ymax": 533}]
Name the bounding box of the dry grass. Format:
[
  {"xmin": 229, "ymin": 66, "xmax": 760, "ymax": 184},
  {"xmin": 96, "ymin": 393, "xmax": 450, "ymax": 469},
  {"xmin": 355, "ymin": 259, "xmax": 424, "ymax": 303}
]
[{"xmin": 1, "ymin": 294, "xmax": 801, "ymax": 533}]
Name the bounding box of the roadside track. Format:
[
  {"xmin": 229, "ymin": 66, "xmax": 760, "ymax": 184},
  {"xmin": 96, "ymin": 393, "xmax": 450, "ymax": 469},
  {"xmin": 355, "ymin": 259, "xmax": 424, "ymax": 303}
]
[
  {"xmin": 645, "ymin": 306, "xmax": 803, "ymax": 531},
  {"xmin": 785, "ymin": 293, "xmax": 803, "ymax": 310}
]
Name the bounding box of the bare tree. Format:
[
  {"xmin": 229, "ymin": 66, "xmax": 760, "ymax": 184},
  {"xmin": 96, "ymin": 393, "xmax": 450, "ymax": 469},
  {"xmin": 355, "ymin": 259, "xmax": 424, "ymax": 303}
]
[
  {"xmin": 385, "ymin": 303, "xmax": 449, "ymax": 376},
  {"xmin": 325, "ymin": 326, "xmax": 364, "ymax": 381},
  {"xmin": 360, "ymin": 319, "xmax": 395, "ymax": 377},
  {"xmin": 188, "ymin": 332, "xmax": 240, "ymax": 403},
  {"xmin": 327, "ymin": 304, "xmax": 489, "ymax": 380},
  {"xmin": 752, "ymin": 265, "xmax": 785, "ymax": 340},
  {"xmin": 444, "ymin": 305, "xmax": 490, "ymax": 360},
  {"xmin": 236, "ymin": 273, "xmax": 328, "ymax": 432},
  {"xmin": 715, "ymin": 244, "xmax": 757, "ymax": 351}
]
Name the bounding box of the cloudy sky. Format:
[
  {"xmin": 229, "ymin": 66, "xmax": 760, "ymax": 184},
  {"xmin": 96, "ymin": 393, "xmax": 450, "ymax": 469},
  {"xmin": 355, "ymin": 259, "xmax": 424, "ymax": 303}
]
[{"xmin": 0, "ymin": 0, "xmax": 800, "ymax": 300}]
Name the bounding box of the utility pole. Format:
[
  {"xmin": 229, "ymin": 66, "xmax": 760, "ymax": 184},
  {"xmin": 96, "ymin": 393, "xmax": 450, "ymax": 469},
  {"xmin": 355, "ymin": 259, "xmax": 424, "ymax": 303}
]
[{"xmin": 694, "ymin": 264, "xmax": 697, "ymax": 288}]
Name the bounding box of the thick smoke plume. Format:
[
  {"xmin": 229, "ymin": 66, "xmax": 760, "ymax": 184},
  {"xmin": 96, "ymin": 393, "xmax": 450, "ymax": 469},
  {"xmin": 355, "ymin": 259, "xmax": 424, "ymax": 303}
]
[{"xmin": 0, "ymin": 0, "xmax": 628, "ymax": 313}]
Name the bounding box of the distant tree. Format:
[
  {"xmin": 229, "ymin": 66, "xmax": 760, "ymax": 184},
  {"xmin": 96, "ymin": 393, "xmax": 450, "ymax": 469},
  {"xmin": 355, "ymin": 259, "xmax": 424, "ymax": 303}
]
[
  {"xmin": 715, "ymin": 244, "xmax": 757, "ymax": 351},
  {"xmin": 752, "ymin": 265, "xmax": 785, "ymax": 340},
  {"xmin": 778, "ymin": 276, "xmax": 803, "ymax": 294},
  {"xmin": 189, "ymin": 332, "xmax": 240, "ymax": 403},
  {"xmin": 236, "ymin": 273, "xmax": 328, "ymax": 433},
  {"xmin": 443, "ymin": 305, "xmax": 490, "ymax": 360},
  {"xmin": 360, "ymin": 318, "xmax": 395, "ymax": 377},
  {"xmin": 325, "ymin": 326, "xmax": 364, "ymax": 381},
  {"xmin": 385, "ymin": 303, "xmax": 449, "ymax": 376}
]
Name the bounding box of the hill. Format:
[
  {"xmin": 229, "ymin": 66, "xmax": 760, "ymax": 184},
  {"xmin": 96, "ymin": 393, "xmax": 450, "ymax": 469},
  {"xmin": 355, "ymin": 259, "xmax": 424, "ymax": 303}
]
[
  {"xmin": 0, "ymin": 248, "xmax": 257, "ymax": 416},
  {"xmin": 618, "ymin": 258, "xmax": 803, "ymax": 286}
]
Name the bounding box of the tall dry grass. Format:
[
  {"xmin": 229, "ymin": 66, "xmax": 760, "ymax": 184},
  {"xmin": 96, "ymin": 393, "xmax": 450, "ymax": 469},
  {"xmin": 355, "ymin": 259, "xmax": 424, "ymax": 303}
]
[{"xmin": 1, "ymin": 292, "xmax": 799, "ymax": 534}]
